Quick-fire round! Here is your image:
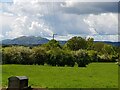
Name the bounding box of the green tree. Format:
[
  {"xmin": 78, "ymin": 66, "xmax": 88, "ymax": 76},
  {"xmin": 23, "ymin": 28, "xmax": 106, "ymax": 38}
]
[
  {"xmin": 102, "ymin": 44, "xmax": 115, "ymax": 55},
  {"xmin": 87, "ymin": 50, "xmax": 98, "ymax": 62},
  {"xmin": 2, "ymin": 46, "xmax": 33, "ymax": 64},
  {"xmin": 93, "ymin": 42, "xmax": 105, "ymax": 53},
  {"xmin": 64, "ymin": 36, "xmax": 87, "ymax": 51},
  {"xmin": 87, "ymin": 37, "xmax": 94, "ymax": 50},
  {"xmin": 73, "ymin": 50, "xmax": 90, "ymax": 67},
  {"xmin": 32, "ymin": 47, "xmax": 47, "ymax": 65},
  {"xmin": 64, "ymin": 50, "xmax": 75, "ymax": 67},
  {"xmin": 42, "ymin": 39, "xmax": 61, "ymax": 50},
  {"xmin": 47, "ymin": 48, "xmax": 61, "ymax": 66},
  {"xmin": 47, "ymin": 48, "xmax": 75, "ymax": 67}
]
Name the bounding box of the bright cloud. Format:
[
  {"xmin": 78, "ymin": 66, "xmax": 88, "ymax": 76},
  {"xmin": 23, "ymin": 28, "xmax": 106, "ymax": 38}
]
[
  {"xmin": 0, "ymin": 1, "xmax": 119, "ymax": 42},
  {"xmin": 84, "ymin": 13, "xmax": 118, "ymax": 35}
]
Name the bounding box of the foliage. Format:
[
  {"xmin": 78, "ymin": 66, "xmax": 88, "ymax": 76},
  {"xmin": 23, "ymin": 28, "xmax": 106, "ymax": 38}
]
[
  {"xmin": 87, "ymin": 50, "xmax": 98, "ymax": 62},
  {"xmin": 102, "ymin": 44, "xmax": 115, "ymax": 55},
  {"xmin": 42, "ymin": 39, "xmax": 61, "ymax": 50},
  {"xmin": 73, "ymin": 50, "xmax": 90, "ymax": 67},
  {"xmin": 64, "ymin": 36, "xmax": 87, "ymax": 50},
  {"xmin": 87, "ymin": 37, "xmax": 94, "ymax": 50},
  {"xmin": 47, "ymin": 48, "xmax": 75, "ymax": 67},
  {"xmin": 32, "ymin": 47, "xmax": 47, "ymax": 65},
  {"xmin": 2, "ymin": 36, "xmax": 119, "ymax": 66},
  {"xmin": 93, "ymin": 42, "xmax": 105, "ymax": 52},
  {"xmin": 2, "ymin": 46, "xmax": 32, "ymax": 64}
]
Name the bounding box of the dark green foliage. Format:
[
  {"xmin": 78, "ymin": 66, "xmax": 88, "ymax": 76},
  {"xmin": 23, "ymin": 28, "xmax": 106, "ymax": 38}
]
[
  {"xmin": 42, "ymin": 39, "xmax": 61, "ymax": 50},
  {"xmin": 47, "ymin": 48, "xmax": 75, "ymax": 67},
  {"xmin": 46, "ymin": 48, "xmax": 59, "ymax": 66},
  {"xmin": 64, "ymin": 51, "xmax": 75, "ymax": 67},
  {"xmin": 64, "ymin": 36, "xmax": 87, "ymax": 50},
  {"xmin": 32, "ymin": 47, "xmax": 47, "ymax": 65},
  {"xmin": 87, "ymin": 37, "xmax": 94, "ymax": 50},
  {"xmin": 93, "ymin": 42, "xmax": 105, "ymax": 52},
  {"xmin": 73, "ymin": 50, "xmax": 90, "ymax": 67}
]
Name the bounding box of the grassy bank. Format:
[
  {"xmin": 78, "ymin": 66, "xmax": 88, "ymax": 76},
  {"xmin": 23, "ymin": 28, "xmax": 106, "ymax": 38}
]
[{"xmin": 2, "ymin": 63, "xmax": 118, "ymax": 88}]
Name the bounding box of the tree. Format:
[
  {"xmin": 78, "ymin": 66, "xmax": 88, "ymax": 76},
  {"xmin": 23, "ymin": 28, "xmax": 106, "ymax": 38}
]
[
  {"xmin": 64, "ymin": 50, "xmax": 75, "ymax": 67},
  {"xmin": 93, "ymin": 42, "xmax": 105, "ymax": 52},
  {"xmin": 32, "ymin": 47, "xmax": 47, "ymax": 65},
  {"xmin": 2, "ymin": 46, "xmax": 33, "ymax": 64},
  {"xmin": 64, "ymin": 36, "xmax": 87, "ymax": 51},
  {"xmin": 42, "ymin": 39, "xmax": 61, "ymax": 50},
  {"xmin": 3, "ymin": 47, "xmax": 21, "ymax": 64},
  {"xmin": 47, "ymin": 48, "xmax": 61, "ymax": 66},
  {"xmin": 47, "ymin": 48, "xmax": 75, "ymax": 67},
  {"xmin": 87, "ymin": 37, "xmax": 94, "ymax": 50},
  {"xmin": 19, "ymin": 47, "xmax": 33, "ymax": 65},
  {"xmin": 102, "ymin": 44, "xmax": 115, "ymax": 55},
  {"xmin": 87, "ymin": 50, "xmax": 98, "ymax": 62},
  {"xmin": 73, "ymin": 50, "xmax": 90, "ymax": 67}
]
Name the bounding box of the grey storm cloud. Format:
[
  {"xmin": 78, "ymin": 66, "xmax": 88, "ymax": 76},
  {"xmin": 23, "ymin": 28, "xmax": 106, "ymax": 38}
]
[{"xmin": 61, "ymin": 2, "xmax": 118, "ymax": 14}]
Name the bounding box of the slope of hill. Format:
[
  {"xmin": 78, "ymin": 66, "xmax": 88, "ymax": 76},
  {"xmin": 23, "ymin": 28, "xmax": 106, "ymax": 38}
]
[{"xmin": 1, "ymin": 36, "xmax": 49, "ymax": 45}]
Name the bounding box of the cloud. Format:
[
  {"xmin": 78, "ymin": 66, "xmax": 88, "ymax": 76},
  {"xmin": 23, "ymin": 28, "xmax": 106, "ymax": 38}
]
[
  {"xmin": 84, "ymin": 13, "xmax": 118, "ymax": 35},
  {"xmin": 47, "ymin": 13, "xmax": 90, "ymax": 35},
  {"xmin": 61, "ymin": 2, "xmax": 118, "ymax": 15},
  {"xmin": 1, "ymin": 1, "xmax": 55, "ymax": 39},
  {"xmin": 0, "ymin": 0, "xmax": 119, "ymax": 42},
  {"xmin": 86, "ymin": 35, "xmax": 119, "ymax": 42},
  {"xmin": 6, "ymin": 16, "xmax": 53, "ymax": 38},
  {"xmin": 0, "ymin": 12, "xmax": 16, "ymax": 37}
]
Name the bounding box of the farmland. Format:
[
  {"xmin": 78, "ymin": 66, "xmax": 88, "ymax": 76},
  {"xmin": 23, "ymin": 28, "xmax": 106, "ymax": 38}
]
[{"xmin": 2, "ymin": 63, "xmax": 118, "ymax": 88}]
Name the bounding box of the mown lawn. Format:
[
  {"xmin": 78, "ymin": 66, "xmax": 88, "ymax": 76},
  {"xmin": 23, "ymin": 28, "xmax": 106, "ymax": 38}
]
[{"xmin": 2, "ymin": 63, "xmax": 118, "ymax": 88}]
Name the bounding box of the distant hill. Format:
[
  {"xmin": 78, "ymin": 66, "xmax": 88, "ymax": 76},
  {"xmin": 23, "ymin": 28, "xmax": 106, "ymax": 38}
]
[
  {"xmin": 94, "ymin": 41, "xmax": 120, "ymax": 47},
  {"xmin": 1, "ymin": 36, "xmax": 120, "ymax": 47},
  {"xmin": 1, "ymin": 36, "xmax": 49, "ymax": 45}
]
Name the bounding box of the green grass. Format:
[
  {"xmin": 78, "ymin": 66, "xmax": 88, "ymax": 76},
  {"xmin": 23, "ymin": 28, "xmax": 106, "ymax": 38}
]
[{"xmin": 2, "ymin": 63, "xmax": 118, "ymax": 88}]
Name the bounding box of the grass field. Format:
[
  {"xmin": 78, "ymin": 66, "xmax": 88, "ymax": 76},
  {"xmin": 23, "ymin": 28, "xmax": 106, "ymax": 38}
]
[{"xmin": 1, "ymin": 63, "xmax": 118, "ymax": 88}]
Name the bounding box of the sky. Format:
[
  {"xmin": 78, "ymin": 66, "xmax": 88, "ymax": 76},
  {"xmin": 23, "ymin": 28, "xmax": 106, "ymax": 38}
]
[{"xmin": 0, "ymin": 0, "xmax": 119, "ymax": 42}]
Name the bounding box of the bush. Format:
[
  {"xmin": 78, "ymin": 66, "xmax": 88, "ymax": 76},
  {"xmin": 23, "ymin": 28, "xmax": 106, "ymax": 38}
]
[
  {"xmin": 64, "ymin": 50, "xmax": 75, "ymax": 67},
  {"xmin": 32, "ymin": 47, "xmax": 47, "ymax": 65},
  {"xmin": 98, "ymin": 54, "xmax": 118, "ymax": 62},
  {"xmin": 42, "ymin": 39, "xmax": 61, "ymax": 50},
  {"xmin": 2, "ymin": 46, "xmax": 32, "ymax": 64},
  {"xmin": 87, "ymin": 50, "xmax": 98, "ymax": 62},
  {"xmin": 47, "ymin": 48, "xmax": 65, "ymax": 66},
  {"xmin": 73, "ymin": 50, "xmax": 90, "ymax": 67},
  {"xmin": 47, "ymin": 48, "xmax": 75, "ymax": 67}
]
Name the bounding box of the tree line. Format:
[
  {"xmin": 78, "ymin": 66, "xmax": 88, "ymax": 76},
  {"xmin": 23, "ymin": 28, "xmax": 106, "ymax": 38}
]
[{"xmin": 1, "ymin": 36, "xmax": 120, "ymax": 67}]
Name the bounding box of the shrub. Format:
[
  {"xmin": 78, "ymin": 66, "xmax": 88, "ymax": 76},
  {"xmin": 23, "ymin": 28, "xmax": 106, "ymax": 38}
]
[
  {"xmin": 32, "ymin": 47, "xmax": 47, "ymax": 65},
  {"xmin": 2, "ymin": 46, "xmax": 32, "ymax": 64},
  {"xmin": 87, "ymin": 50, "xmax": 98, "ymax": 62},
  {"xmin": 98, "ymin": 54, "xmax": 118, "ymax": 62},
  {"xmin": 42, "ymin": 39, "xmax": 61, "ymax": 50},
  {"xmin": 47, "ymin": 48, "xmax": 75, "ymax": 67},
  {"xmin": 64, "ymin": 50, "xmax": 75, "ymax": 67},
  {"xmin": 47, "ymin": 48, "xmax": 64, "ymax": 66},
  {"xmin": 73, "ymin": 50, "xmax": 90, "ymax": 67}
]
